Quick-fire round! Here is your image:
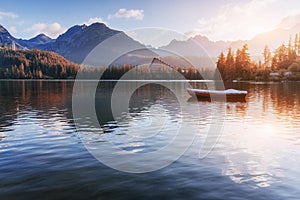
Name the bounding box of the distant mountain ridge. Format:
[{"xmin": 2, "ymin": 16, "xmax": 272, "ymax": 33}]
[
  {"xmin": 40, "ymin": 23, "xmax": 120, "ymax": 63},
  {"xmin": 0, "ymin": 24, "xmax": 23, "ymax": 48},
  {"xmin": 1, "ymin": 22, "xmax": 300, "ymax": 65},
  {"xmin": 19, "ymin": 33, "xmax": 54, "ymax": 49},
  {"xmin": 0, "ymin": 23, "xmax": 146, "ymax": 64},
  {"xmin": 0, "ymin": 24, "xmax": 53, "ymax": 49},
  {"xmin": 163, "ymin": 23, "xmax": 300, "ymax": 59},
  {"xmin": 26, "ymin": 33, "xmax": 54, "ymax": 45},
  {"xmin": 41, "ymin": 23, "xmax": 145, "ymax": 64}
]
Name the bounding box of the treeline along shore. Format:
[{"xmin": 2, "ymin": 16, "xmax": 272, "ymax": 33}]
[
  {"xmin": 2, "ymin": 33, "xmax": 300, "ymax": 82},
  {"xmin": 0, "ymin": 46, "xmax": 205, "ymax": 80},
  {"xmin": 215, "ymin": 34, "xmax": 300, "ymax": 82}
]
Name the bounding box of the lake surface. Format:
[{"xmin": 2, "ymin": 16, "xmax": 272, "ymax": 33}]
[{"xmin": 0, "ymin": 80, "xmax": 300, "ymax": 199}]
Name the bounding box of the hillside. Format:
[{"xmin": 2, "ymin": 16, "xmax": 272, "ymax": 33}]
[
  {"xmin": 19, "ymin": 33, "xmax": 54, "ymax": 49},
  {"xmin": 0, "ymin": 47, "xmax": 79, "ymax": 79},
  {"xmin": 0, "ymin": 23, "xmax": 145, "ymax": 65},
  {"xmin": 1, "ymin": 22, "xmax": 300, "ymax": 67},
  {"xmin": 162, "ymin": 23, "xmax": 300, "ymax": 59},
  {"xmin": 41, "ymin": 23, "xmax": 145, "ymax": 64}
]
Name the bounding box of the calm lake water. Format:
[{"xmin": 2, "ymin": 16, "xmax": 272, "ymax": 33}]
[{"xmin": 0, "ymin": 80, "xmax": 300, "ymax": 199}]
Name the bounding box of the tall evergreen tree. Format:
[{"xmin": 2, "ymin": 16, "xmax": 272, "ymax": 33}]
[
  {"xmin": 263, "ymin": 45, "xmax": 272, "ymax": 68},
  {"xmin": 295, "ymin": 33, "xmax": 299, "ymax": 56},
  {"xmin": 274, "ymin": 43, "xmax": 290, "ymax": 69},
  {"xmin": 235, "ymin": 44, "xmax": 251, "ymax": 79},
  {"xmin": 225, "ymin": 47, "xmax": 235, "ymax": 81},
  {"xmin": 215, "ymin": 52, "xmax": 226, "ymax": 80},
  {"xmin": 288, "ymin": 35, "xmax": 296, "ymax": 61}
]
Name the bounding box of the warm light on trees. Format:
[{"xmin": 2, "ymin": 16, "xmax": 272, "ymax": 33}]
[
  {"xmin": 215, "ymin": 34, "xmax": 300, "ymax": 81},
  {"xmin": 263, "ymin": 45, "xmax": 272, "ymax": 69}
]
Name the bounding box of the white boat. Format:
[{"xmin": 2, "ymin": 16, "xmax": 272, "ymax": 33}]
[{"xmin": 187, "ymin": 88, "xmax": 247, "ymax": 101}]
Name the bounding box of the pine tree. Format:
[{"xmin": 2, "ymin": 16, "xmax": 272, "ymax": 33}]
[
  {"xmin": 274, "ymin": 43, "xmax": 289, "ymax": 69},
  {"xmin": 236, "ymin": 44, "xmax": 251, "ymax": 80},
  {"xmin": 288, "ymin": 35, "xmax": 296, "ymax": 61},
  {"xmin": 263, "ymin": 45, "xmax": 272, "ymax": 69},
  {"xmin": 295, "ymin": 33, "xmax": 299, "ymax": 56},
  {"xmin": 271, "ymin": 54, "xmax": 278, "ymax": 71},
  {"xmin": 235, "ymin": 48, "xmax": 242, "ymax": 79},
  {"xmin": 225, "ymin": 47, "xmax": 235, "ymax": 81},
  {"xmin": 215, "ymin": 52, "xmax": 226, "ymax": 80}
]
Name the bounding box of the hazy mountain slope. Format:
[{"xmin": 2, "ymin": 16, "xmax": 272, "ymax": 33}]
[
  {"xmin": 2, "ymin": 22, "xmax": 300, "ymax": 65},
  {"xmin": 162, "ymin": 23, "xmax": 300, "ymax": 59}
]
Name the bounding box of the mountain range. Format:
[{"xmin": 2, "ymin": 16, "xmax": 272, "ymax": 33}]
[
  {"xmin": 0, "ymin": 23, "xmax": 145, "ymax": 64},
  {"xmin": 1, "ymin": 22, "xmax": 300, "ymax": 66},
  {"xmin": 162, "ymin": 23, "xmax": 300, "ymax": 60}
]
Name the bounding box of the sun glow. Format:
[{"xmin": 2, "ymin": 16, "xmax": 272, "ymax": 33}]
[
  {"xmin": 250, "ymin": 25, "xmax": 272, "ymax": 38},
  {"xmin": 260, "ymin": 124, "xmax": 277, "ymax": 136},
  {"xmin": 191, "ymin": 0, "xmax": 283, "ymax": 41}
]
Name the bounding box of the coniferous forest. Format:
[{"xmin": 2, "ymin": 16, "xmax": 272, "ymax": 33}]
[
  {"xmin": 0, "ymin": 47, "xmax": 79, "ymax": 79},
  {"xmin": 215, "ymin": 34, "xmax": 300, "ymax": 82},
  {"xmin": 0, "ymin": 46, "xmax": 205, "ymax": 80},
  {"xmin": 2, "ymin": 33, "xmax": 300, "ymax": 82}
]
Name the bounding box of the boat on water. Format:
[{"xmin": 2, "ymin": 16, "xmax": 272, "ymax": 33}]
[{"xmin": 187, "ymin": 88, "xmax": 248, "ymax": 101}]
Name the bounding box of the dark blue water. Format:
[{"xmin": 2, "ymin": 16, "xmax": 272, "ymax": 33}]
[{"xmin": 0, "ymin": 80, "xmax": 300, "ymax": 199}]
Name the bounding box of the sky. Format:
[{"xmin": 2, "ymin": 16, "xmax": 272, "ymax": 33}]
[{"xmin": 0, "ymin": 0, "xmax": 300, "ymax": 43}]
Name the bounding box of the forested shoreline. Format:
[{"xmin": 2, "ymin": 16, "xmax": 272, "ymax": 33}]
[
  {"xmin": 0, "ymin": 47, "xmax": 79, "ymax": 79},
  {"xmin": 0, "ymin": 46, "xmax": 205, "ymax": 80},
  {"xmin": 2, "ymin": 33, "xmax": 300, "ymax": 82},
  {"xmin": 215, "ymin": 34, "xmax": 300, "ymax": 82}
]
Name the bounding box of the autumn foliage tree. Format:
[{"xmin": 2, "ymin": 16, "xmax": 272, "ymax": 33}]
[
  {"xmin": 0, "ymin": 47, "xmax": 79, "ymax": 79},
  {"xmin": 216, "ymin": 44, "xmax": 255, "ymax": 81},
  {"xmin": 216, "ymin": 33, "xmax": 300, "ymax": 81}
]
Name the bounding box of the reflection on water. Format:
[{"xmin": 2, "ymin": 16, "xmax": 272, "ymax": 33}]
[
  {"xmin": 0, "ymin": 80, "xmax": 300, "ymax": 199},
  {"xmin": 218, "ymin": 82, "xmax": 300, "ymax": 192}
]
